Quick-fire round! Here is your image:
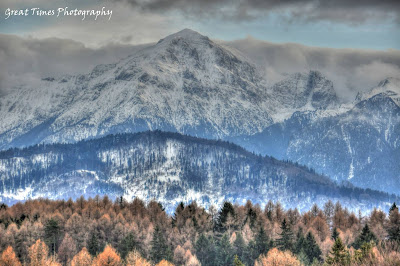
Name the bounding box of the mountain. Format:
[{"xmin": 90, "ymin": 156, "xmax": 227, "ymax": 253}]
[
  {"xmin": 0, "ymin": 29, "xmax": 269, "ymax": 148},
  {"xmin": 0, "ymin": 131, "xmax": 397, "ymax": 212},
  {"xmin": 234, "ymin": 78, "xmax": 400, "ymax": 194},
  {"xmin": 0, "ymin": 29, "xmax": 339, "ymax": 149},
  {"xmin": 0, "ymin": 29, "xmax": 398, "ymax": 196},
  {"xmin": 356, "ymin": 77, "xmax": 400, "ymax": 106},
  {"xmin": 266, "ymin": 71, "xmax": 339, "ymax": 122}
]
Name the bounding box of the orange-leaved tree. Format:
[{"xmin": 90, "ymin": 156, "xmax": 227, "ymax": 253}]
[
  {"xmin": 45, "ymin": 256, "xmax": 62, "ymax": 266},
  {"xmin": 28, "ymin": 239, "xmax": 50, "ymax": 266},
  {"xmin": 125, "ymin": 250, "xmax": 151, "ymax": 266},
  {"xmin": 255, "ymin": 248, "xmax": 300, "ymax": 266},
  {"xmin": 0, "ymin": 246, "xmax": 22, "ymax": 266},
  {"xmin": 156, "ymin": 259, "xmax": 174, "ymax": 266},
  {"xmin": 92, "ymin": 245, "xmax": 122, "ymax": 266},
  {"xmin": 71, "ymin": 247, "xmax": 93, "ymax": 266}
]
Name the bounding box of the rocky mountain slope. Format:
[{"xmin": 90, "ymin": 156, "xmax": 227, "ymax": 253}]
[{"xmin": 0, "ymin": 131, "xmax": 397, "ymax": 212}]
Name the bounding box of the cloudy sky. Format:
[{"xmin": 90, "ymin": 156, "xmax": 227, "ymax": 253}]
[
  {"xmin": 1, "ymin": 0, "xmax": 399, "ymax": 48},
  {"xmin": 0, "ymin": 0, "xmax": 399, "ymax": 99}
]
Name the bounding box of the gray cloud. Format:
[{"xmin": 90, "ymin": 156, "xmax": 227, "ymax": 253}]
[
  {"xmin": 223, "ymin": 37, "xmax": 400, "ymax": 100},
  {"xmin": 0, "ymin": 34, "xmax": 150, "ymax": 95},
  {"xmin": 1, "ymin": 32, "xmax": 399, "ymax": 102},
  {"xmin": 0, "ymin": 1, "xmax": 178, "ymax": 47},
  {"xmin": 115, "ymin": 0, "xmax": 400, "ymax": 23}
]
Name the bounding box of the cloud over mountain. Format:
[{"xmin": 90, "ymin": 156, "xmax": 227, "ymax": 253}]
[
  {"xmin": 224, "ymin": 37, "xmax": 400, "ymax": 99},
  {"xmin": 115, "ymin": 0, "xmax": 400, "ymax": 23},
  {"xmin": 1, "ymin": 32, "xmax": 399, "ymax": 100},
  {"xmin": 0, "ymin": 34, "xmax": 151, "ymax": 95}
]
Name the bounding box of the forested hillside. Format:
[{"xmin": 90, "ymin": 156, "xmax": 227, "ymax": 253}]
[
  {"xmin": 1, "ymin": 197, "xmax": 400, "ymax": 265},
  {"xmin": 0, "ymin": 131, "xmax": 398, "ymax": 212}
]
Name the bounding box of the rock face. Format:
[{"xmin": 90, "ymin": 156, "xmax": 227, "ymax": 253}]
[
  {"xmin": 0, "ymin": 29, "xmax": 398, "ymax": 196},
  {"xmin": 267, "ymin": 71, "xmax": 339, "ymax": 121},
  {"xmin": 0, "ymin": 131, "xmax": 397, "ymax": 212}
]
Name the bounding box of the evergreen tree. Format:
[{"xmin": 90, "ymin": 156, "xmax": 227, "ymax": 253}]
[
  {"xmin": 387, "ymin": 205, "xmax": 400, "ymax": 243},
  {"xmin": 150, "ymin": 226, "xmax": 172, "ymax": 263},
  {"xmin": 389, "ymin": 202, "xmax": 398, "ymax": 214},
  {"xmin": 304, "ymin": 232, "xmax": 322, "ymax": 264},
  {"xmin": 245, "ymin": 240, "xmax": 258, "ymax": 266},
  {"xmin": 216, "ymin": 234, "xmax": 234, "ymax": 266},
  {"xmin": 44, "ymin": 218, "xmax": 61, "ymax": 255},
  {"xmin": 195, "ymin": 234, "xmax": 208, "ymax": 264},
  {"xmin": 172, "ymin": 202, "xmax": 184, "ymax": 227},
  {"xmin": 325, "ymin": 237, "xmax": 350, "ymax": 265},
  {"xmin": 352, "ymin": 224, "xmax": 377, "ymax": 249},
  {"xmin": 118, "ymin": 232, "xmax": 138, "ymax": 259},
  {"xmin": 247, "ymin": 208, "xmax": 257, "ymax": 228},
  {"xmin": 216, "ymin": 202, "xmax": 235, "ymax": 233},
  {"xmin": 332, "ymin": 227, "xmax": 339, "ymax": 241},
  {"xmin": 87, "ymin": 231, "xmax": 100, "ymax": 256},
  {"xmin": 195, "ymin": 234, "xmax": 216, "ymax": 266},
  {"xmin": 233, "ymin": 232, "xmax": 247, "ymax": 263},
  {"xmin": 233, "ymin": 255, "xmax": 245, "ymax": 266},
  {"xmin": 255, "ymin": 226, "xmax": 271, "ymax": 256},
  {"xmin": 296, "ymin": 251, "xmax": 308, "ymax": 266},
  {"xmin": 294, "ymin": 227, "xmax": 306, "ymax": 255},
  {"xmin": 276, "ymin": 219, "xmax": 294, "ymax": 252},
  {"xmin": 353, "ymin": 241, "xmax": 375, "ymax": 264}
]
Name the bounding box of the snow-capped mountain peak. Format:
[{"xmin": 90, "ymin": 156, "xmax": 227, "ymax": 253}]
[
  {"xmin": 157, "ymin": 28, "xmax": 211, "ymax": 45},
  {"xmin": 265, "ymin": 70, "xmax": 339, "ymax": 122},
  {"xmin": 357, "ymin": 77, "xmax": 400, "ymax": 106},
  {"xmin": 0, "ymin": 29, "xmax": 274, "ymax": 149}
]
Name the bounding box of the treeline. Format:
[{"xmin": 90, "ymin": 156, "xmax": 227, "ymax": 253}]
[{"xmin": 0, "ymin": 196, "xmax": 400, "ymax": 265}]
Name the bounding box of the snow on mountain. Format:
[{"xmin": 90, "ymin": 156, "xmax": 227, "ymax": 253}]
[
  {"xmin": 0, "ymin": 29, "xmax": 398, "ymax": 199},
  {"xmin": 356, "ymin": 77, "xmax": 400, "ymax": 107},
  {"xmin": 0, "ymin": 29, "xmax": 341, "ymax": 150},
  {"xmin": 0, "ymin": 29, "xmax": 270, "ymax": 148},
  {"xmin": 234, "ymin": 79, "xmax": 400, "ymax": 194},
  {"xmin": 0, "ymin": 131, "xmax": 397, "ymax": 213},
  {"xmin": 266, "ymin": 71, "xmax": 339, "ymax": 122}
]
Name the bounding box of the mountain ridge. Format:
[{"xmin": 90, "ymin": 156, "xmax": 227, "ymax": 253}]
[{"xmin": 0, "ymin": 130, "xmax": 397, "ymax": 213}]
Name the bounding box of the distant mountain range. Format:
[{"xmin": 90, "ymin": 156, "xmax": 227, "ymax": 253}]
[
  {"xmin": 0, "ymin": 29, "xmax": 399, "ymax": 199},
  {"xmin": 232, "ymin": 78, "xmax": 400, "ymax": 194},
  {"xmin": 0, "ymin": 131, "xmax": 397, "ymax": 212}
]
